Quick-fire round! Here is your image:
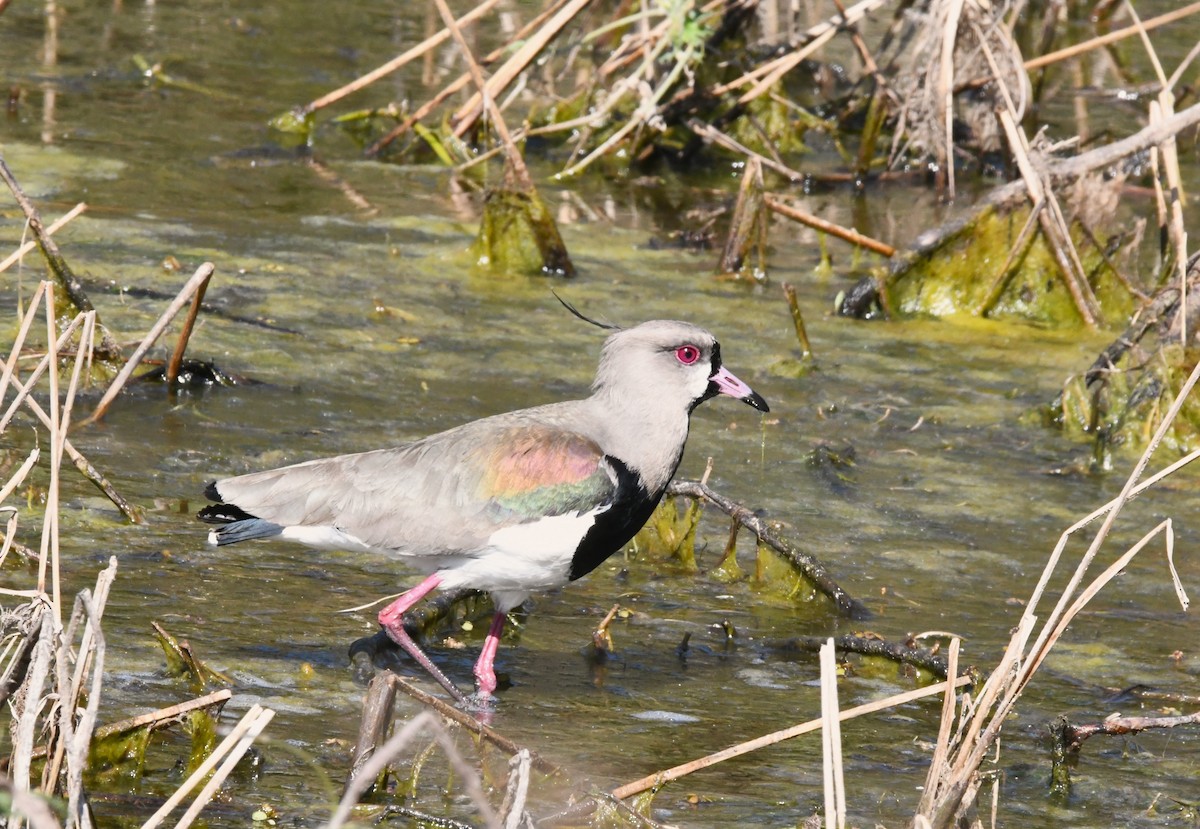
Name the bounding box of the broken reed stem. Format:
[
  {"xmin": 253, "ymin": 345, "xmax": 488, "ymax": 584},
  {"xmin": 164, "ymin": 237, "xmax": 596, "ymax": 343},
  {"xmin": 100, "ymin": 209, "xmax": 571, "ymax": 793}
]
[
  {"xmin": 37, "ymin": 285, "xmax": 62, "ymax": 614},
  {"xmin": 922, "ymin": 343, "xmax": 1200, "ymax": 826},
  {"xmin": 298, "ymin": 0, "xmax": 503, "ymax": 115},
  {"xmin": 819, "ymin": 640, "xmax": 846, "ymax": 829},
  {"xmin": 165, "ymin": 265, "xmax": 213, "ymax": 385},
  {"xmin": 83, "ymin": 262, "xmax": 215, "ymax": 425},
  {"xmin": 997, "ymin": 108, "xmax": 1100, "ymax": 326},
  {"xmin": 62, "ymin": 588, "xmax": 107, "ymax": 826},
  {"xmin": 782, "ymin": 283, "xmax": 813, "ymax": 358},
  {"xmin": 975, "ymin": 198, "xmax": 1045, "ymax": 317},
  {"xmin": 0, "ymin": 307, "xmax": 86, "ymax": 433},
  {"xmin": 721, "ymin": 0, "xmax": 892, "ymax": 102},
  {"xmin": 142, "ymin": 704, "xmax": 276, "ymax": 829},
  {"xmin": 0, "ymin": 280, "xmax": 48, "ymax": 409},
  {"xmin": 687, "ymin": 120, "xmax": 804, "ymax": 183},
  {"xmin": 0, "ymin": 290, "xmax": 140, "ymax": 521},
  {"xmin": 325, "ymin": 709, "xmax": 500, "ymax": 829},
  {"xmin": 431, "ymin": 0, "xmax": 532, "ymax": 192},
  {"xmin": 450, "ymin": 0, "xmax": 593, "ymax": 137},
  {"xmin": 0, "ymin": 202, "xmax": 87, "ymax": 275},
  {"xmin": 0, "ymin": 448, "xmax": 39, "ymax": 514},
  {"xmin": 765, "ymin": 196, "xmax": 895, "ymax": 257},
  {"xmin": 1023, "ymin": 1, "xmax": 1200, "ymax": 72},
  {"xmin": 64, "ymin": 690, "xmax": 234, "ymax": 753},
  {"xmin": 369, "ymin": 0, "xmax": 575, "ymax": 156},
  {"xmin": 612, "ymin": 675, "xmax": 970, "ymax": 800},
  {"xmin": 0, "ymin": 158, "xmax": 93, "ymax": 313}
]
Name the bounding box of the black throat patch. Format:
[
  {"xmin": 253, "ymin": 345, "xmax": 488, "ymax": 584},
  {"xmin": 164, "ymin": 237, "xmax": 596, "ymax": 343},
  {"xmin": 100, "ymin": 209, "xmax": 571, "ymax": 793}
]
[{"xmin": 568, "ymin": 456, "xmax": 664, "ymax": 581}]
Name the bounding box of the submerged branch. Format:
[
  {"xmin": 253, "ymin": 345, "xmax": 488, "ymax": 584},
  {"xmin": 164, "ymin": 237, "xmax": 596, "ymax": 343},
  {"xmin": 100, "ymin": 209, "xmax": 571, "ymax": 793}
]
[
  {"xmin": 764, "ymin": 633, "xmax": 950, "ymax": 678},
  {"xmin": 667, "ymin": 479, "xmax": 869, "ymax": 619}
]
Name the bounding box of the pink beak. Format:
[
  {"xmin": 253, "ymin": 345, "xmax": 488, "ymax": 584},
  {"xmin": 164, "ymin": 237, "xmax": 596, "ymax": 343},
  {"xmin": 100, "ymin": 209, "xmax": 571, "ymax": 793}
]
[{"xmin": 709, "ymin": 366, "xmax": 769, "ymax": 412}]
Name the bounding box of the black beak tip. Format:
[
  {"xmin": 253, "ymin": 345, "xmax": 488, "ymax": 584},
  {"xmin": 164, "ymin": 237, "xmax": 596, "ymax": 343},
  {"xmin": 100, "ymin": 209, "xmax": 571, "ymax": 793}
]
[{"xmin": 744, "ymin": 391, "xmax": 769, "ymax": 413}]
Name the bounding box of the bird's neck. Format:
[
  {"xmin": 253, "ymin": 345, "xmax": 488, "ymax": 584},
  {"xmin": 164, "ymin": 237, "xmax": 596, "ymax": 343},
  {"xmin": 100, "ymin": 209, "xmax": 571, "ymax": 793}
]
[{"xmin": 585, "ymin": 391, "xmax": 690, "ymax": 496}]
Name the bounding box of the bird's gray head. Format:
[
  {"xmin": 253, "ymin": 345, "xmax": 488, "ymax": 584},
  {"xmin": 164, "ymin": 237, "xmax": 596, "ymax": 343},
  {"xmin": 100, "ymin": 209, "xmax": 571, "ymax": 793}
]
[{"xmin": 592, "ymin": 320, "xmax": 769, "ymax": 414}]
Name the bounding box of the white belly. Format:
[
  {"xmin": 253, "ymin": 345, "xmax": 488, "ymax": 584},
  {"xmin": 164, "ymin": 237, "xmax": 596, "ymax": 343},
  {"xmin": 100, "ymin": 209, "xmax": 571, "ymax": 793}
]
[{"xmin": 433, "ymin": 507, "xmax": 607, "ymax": 611}]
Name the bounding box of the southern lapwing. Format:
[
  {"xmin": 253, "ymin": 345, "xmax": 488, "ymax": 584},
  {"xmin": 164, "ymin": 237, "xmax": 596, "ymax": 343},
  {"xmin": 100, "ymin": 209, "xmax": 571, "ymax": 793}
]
[{"xmin": 199, "ymin": 319, "xmax": 768, "ymax": 703}]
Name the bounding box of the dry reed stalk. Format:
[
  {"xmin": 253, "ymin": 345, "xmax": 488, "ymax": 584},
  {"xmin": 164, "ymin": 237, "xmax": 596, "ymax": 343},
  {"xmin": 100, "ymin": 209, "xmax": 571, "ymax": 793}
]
[
  {"xmin": 1022, "ymin": 1, "xmax": 1200, "ymax": 72},
  {"xmin": 82, "ymin": 262, "xmax": 215, "ymax": 425},
  {"xmin": 324, "ymin": 710, "xmax": 500, "ymax": 829},
  {"xmin": 819, "ymin": 640, "xmax": 846, "ymax": 829},
  {"xmin": 717, "ymin": 0, "xmax": 893, "ymax": 102},
  {"xmin": 168, "ymin": 706, "xmax": 276, "ymax": 829},
  {"xmin": 687, "ymin": 120, "xmax": 804, "ymax": 182},
  {"xmin": 1157, "ymin": 104, "xmax": 1190, "ymax": 344},
  {"xmin": 611, "ymin": 675, "xmax": 970, "ymax": 801},
  {"xmin": 11, "ymin": 609, "xmax": 55, "ymax": 806},
  {"xmin": 917, "ymin": 352, "xmax": 1200, "ymax": 828},
  {"xmin": 58, "ymin": 583, "xmax": 111, "ymax": 827},
  {"xmin": 95, "ymin": 689, "xmax": 232, "ymax": 743},
  {"xmin": 431, "ymin": 0, "xmax": 532, "ymax": 191},
  {"xmin": 450, "ymin": 0, "xmax": 594, "ymax": 137},
  {"xmin": 0, "ymin": 311, "xmax": 87, "ymax": 433},
  {"xmin": 0, "ymin": 202, "xmax": 87, "ymax": 275},
  {"xmin": 36, "ymin": 285, "xmax": 62, "ymax": 613},
  {"xmin": 974, "ymin": 197, "xmax": 1045, "ymax": 316},
  {"xmin": 996, "ymin": 104, "xmax": 1100, "ymax": 326},
  {"xmin": 935, "ymin": 0, "xmax": 966, "ymax": 198},
  {"xmin": 138, "ymin": 702, "xmax": 266, "ymax": 829},
  {"xmin": 165, "ymin": 265, "xmax": 213, "ymax": 385},
  {"xmin": 916, "ymin": 638, "xmax": 961, "ymax": 816},
  {"xmin": 1122, "ymin": 2, "xmax": 1189, "ymax": 343},
  {"xmin": 0, "ymin": 448, "xmax": 39, "ymax": 510},
  {"xmin": 369, "ymin": 0, "xmax": 575, "ymax": 155},
  {"xmin": 0, "ymin": 280, "xmax": 48, "ymax": 408},
  {"xmin": 0, "ymin": 380, "xmax": 141, "ymax": 522},
  {"xmin": 298, "ymin": 0, "xmax": 503, "ymax": 116}
]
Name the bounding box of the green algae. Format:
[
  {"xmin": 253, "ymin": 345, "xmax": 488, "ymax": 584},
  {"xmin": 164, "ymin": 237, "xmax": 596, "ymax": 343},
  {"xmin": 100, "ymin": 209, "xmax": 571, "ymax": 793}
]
[{"xmin": 885, "ymin": 205, "xmax": 1137, "ymax": 326}]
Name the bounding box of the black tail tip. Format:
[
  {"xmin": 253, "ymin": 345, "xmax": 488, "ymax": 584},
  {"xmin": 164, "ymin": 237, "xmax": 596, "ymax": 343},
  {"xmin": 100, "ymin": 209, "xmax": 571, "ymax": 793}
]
[{"xmin": 197, "ymin": 502, "xmax": 257, "ymax": 525}]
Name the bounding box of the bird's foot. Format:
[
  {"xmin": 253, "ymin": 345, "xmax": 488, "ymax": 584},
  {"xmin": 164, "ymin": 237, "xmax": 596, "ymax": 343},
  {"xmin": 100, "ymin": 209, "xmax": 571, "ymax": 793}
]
[{"xmin": 462, "ymin": 691, "xmax": 498, "ymax": 721}]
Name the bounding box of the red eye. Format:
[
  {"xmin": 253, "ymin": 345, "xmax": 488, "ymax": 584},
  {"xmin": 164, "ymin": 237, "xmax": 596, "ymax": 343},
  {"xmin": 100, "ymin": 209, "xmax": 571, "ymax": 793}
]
[{"xmin": 675, "ymin": 345, "xmax": 701, "ymax": 365}]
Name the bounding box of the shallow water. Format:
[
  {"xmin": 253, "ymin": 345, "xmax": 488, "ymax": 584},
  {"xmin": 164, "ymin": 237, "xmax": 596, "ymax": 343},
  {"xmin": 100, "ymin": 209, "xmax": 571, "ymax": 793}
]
[{"xmin": 2, "ymin": 2, "xmax": 1200, "ymax": 827}]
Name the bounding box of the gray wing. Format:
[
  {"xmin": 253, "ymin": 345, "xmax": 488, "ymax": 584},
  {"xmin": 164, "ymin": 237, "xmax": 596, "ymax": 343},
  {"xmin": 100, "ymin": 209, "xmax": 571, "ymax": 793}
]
[{"xmin": 203, "ymin": 416, "xmax": 618, "ymax": 556}]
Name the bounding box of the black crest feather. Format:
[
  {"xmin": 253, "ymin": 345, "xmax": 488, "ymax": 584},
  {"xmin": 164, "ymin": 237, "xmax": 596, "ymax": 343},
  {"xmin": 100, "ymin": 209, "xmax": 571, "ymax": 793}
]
[{"xmin": 552, "ymin": 291, "xmax": 621, "ymax": 331}]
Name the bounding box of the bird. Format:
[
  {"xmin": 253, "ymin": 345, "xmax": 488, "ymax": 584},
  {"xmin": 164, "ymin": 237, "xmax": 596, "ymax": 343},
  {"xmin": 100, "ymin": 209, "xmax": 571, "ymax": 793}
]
[{"xmin": 198, "ymin": 318, "xmax": 768, "ymax": 704}]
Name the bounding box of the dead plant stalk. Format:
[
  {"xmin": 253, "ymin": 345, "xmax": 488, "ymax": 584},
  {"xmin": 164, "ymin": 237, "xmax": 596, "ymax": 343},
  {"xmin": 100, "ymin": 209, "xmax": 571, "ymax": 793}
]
[{"xmin": 918, "ymin": 341, "xmax": 1200, "ymax": 827}]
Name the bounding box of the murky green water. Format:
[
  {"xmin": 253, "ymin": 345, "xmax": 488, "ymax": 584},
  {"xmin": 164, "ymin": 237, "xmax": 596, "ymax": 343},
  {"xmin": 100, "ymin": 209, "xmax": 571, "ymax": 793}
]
[{"xmin": 2, "ymin": 2, "xmax": 1199, "ymax": 827}]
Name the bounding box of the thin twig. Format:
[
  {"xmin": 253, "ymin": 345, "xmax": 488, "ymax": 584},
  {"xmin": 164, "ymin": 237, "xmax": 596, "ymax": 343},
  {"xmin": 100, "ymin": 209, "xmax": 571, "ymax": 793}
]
[
  {"xmin": 765, "ymin": 196, "xmax": 895, "ymax": 256},
  {"xmin": 389, "ymin": 675, "xmax": 559, "ymax": 775}
]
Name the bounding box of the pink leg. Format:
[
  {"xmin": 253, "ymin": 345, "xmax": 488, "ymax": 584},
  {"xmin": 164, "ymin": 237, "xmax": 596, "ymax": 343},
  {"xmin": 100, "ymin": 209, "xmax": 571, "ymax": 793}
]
[
  {"xmin": 472, "ymin": 611, "xmax": 507, "ymax": 697},
  {"xmin": 377, "ymin": 574, "xmax": 466, "ymax": 704}
]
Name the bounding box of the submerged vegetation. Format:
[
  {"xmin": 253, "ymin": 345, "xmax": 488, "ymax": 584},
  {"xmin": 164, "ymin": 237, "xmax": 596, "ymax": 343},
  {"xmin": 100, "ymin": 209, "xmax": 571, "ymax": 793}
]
[{"xmin": 2, "ymin": 0, "xmax": 1200, "ymax": 827}]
